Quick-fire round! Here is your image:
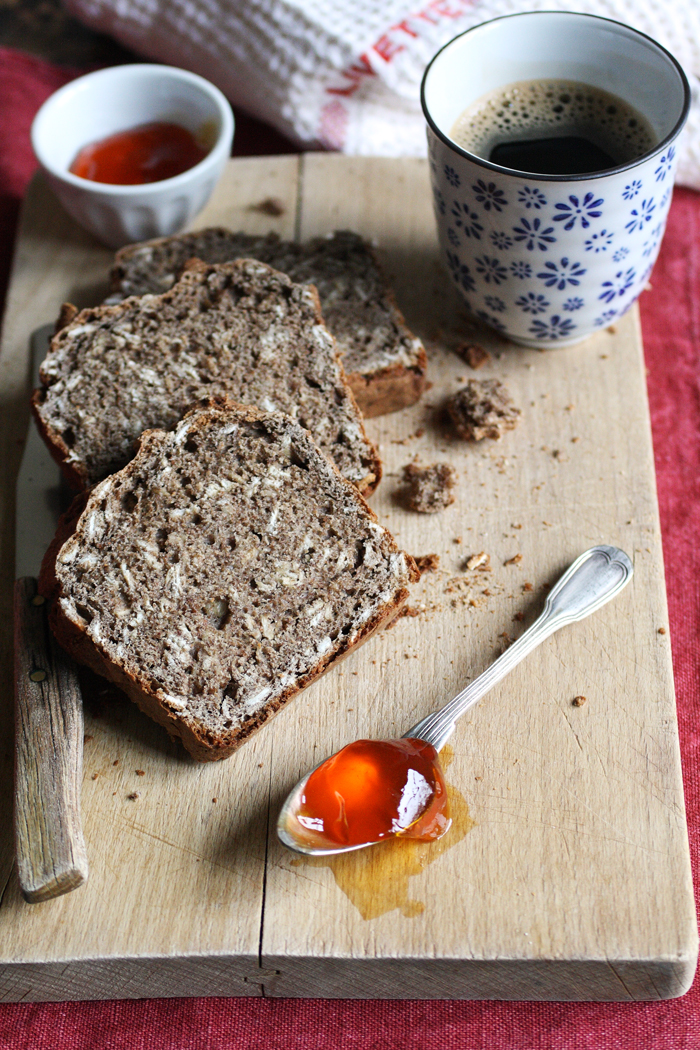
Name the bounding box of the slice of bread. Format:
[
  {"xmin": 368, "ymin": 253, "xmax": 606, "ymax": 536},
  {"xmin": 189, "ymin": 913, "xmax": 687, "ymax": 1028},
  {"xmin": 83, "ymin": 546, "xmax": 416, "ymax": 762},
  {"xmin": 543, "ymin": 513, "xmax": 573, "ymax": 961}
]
[
  {"xmin": 39, "ymin": 401, "xmax": 419, "ymax": 761},
  {"xmin": 33, "ymin": 258, "xmax": 380, "ymax": 494},
  {"xmin": 109, "ymin": 229, "xmax": 427, "ymax": 417}
]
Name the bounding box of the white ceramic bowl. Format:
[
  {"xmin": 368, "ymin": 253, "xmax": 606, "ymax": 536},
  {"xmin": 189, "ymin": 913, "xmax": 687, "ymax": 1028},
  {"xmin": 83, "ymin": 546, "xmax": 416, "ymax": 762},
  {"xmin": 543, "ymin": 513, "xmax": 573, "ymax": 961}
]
[{"xmin": 31, "ymin": 64, "xmax": 234, "ymax": 249}]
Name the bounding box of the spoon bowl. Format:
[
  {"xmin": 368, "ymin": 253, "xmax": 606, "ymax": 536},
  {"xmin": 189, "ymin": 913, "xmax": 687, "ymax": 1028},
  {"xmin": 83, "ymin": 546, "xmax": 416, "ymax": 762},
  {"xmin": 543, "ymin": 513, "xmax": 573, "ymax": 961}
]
[
  {"xmin": 277, "ymin": 545, "xmax": 633, "ymax": 857},
  {"xmin": 277, "ymin": 767, "xmax": 386, "ymax": 856}
]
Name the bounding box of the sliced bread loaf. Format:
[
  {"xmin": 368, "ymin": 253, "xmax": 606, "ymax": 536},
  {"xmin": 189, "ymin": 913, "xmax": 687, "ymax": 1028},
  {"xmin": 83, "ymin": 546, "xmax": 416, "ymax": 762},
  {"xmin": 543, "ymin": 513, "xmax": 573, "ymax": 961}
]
[
  {"xmin": 33, "ymin": 258, "xmax": 380, "ymax": 493},
  {"xmin": 39, "ymin": 401, "xmax": 419, "ymax": 760},
  {"xmin": 109, "ymin": 229, "xmax": 427, "ymax": 417}
]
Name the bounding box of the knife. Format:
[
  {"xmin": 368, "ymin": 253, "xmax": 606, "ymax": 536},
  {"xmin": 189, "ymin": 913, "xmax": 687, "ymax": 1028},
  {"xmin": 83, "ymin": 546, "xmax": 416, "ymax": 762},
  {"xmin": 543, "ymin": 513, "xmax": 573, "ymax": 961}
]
[{"xmin": 13, "ymin": 324, "xmax": 88, "ymax": 902}]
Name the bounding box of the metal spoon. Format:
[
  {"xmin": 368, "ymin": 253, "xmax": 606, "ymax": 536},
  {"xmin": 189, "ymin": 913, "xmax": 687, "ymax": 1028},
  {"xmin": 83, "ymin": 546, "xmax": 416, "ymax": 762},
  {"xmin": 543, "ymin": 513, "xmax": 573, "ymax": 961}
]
[{"xmin": 277, "ymin": 545, "xmax": 633, "ymax": 856}]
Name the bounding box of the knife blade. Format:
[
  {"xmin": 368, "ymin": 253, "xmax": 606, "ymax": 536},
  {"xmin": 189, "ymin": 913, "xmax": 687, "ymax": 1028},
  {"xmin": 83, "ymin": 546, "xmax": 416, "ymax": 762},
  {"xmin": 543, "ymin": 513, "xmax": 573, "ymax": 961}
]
[{"xmin": 13, "ymin": 324, "xmax": 88, "ymax": 902}]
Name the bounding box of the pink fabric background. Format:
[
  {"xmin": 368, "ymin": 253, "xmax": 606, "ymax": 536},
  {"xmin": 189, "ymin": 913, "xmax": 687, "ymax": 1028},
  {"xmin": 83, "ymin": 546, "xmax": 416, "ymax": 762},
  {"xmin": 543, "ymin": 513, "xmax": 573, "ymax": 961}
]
[{"xmin": 0, "ymin": 45, "xmax": 698, "ymax": 1050}]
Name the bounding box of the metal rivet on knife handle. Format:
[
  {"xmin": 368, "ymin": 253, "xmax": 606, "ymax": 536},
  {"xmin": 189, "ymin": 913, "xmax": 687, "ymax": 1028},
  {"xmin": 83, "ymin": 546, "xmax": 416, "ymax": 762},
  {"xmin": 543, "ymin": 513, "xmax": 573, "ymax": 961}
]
[{"xmin": 14, "ymin": 577, "xmax": 88, "ymax": 902}]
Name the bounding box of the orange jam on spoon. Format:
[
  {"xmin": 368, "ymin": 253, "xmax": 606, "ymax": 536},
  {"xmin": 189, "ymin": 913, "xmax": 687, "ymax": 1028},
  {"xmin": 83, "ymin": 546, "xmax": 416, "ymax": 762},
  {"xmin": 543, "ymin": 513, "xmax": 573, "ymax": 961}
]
[
  {"xmin": 69, "ymin": 122, "xmax": 209, "ymax": 185},
  {"xmin": 296, "ymin": 738, "xmax": 451, "ymax": 847}
]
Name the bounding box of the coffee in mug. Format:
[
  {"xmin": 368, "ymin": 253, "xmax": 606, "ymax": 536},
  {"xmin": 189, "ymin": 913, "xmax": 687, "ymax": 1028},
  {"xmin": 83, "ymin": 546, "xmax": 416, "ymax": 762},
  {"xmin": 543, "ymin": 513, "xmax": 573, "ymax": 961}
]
[{"xmin": 450, "ymin": 80, "xmax": 657, "ymax": 176}]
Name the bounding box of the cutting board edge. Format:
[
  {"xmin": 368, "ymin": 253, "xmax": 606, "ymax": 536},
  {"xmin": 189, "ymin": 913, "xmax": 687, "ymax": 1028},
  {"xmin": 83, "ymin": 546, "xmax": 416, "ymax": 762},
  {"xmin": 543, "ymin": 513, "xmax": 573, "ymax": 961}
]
[
  {"xmin": 1, "ymin": 949, "xmax": 696, "ymax": 1003},
  {"xmin": 0, "ymin": 951, "xmax": 265, "ymax": 1003},
  {"xmin": 260, "ymin": 952, "xmax": 698, "ymax": 1001}
]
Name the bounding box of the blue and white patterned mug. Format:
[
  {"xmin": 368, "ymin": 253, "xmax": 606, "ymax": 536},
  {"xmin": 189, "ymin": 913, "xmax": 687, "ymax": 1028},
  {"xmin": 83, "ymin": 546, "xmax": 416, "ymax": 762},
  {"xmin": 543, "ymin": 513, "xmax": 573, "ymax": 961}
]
[{"xmin": 421, "ymin": 12, "xmax": 690, "ymax": 347}]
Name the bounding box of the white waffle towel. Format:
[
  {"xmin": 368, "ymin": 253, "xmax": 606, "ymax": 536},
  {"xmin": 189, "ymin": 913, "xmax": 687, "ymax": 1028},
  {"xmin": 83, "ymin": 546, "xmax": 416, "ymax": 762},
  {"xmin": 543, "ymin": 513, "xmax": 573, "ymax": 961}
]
[{"xmin": 65, "ymin": 0, "xmax": 700, "ymax": 188}]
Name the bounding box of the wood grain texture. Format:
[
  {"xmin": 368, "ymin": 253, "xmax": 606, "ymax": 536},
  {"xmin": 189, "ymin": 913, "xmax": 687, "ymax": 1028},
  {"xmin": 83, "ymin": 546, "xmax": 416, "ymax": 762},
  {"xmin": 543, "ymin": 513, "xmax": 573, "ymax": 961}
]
[
  {"xmin": 0, "ymin": 155, "xmax": 696, "ymax": 1002},
  {"xmin": 14, "ymin": 577, "xmax": 87, "ymax": 901}
]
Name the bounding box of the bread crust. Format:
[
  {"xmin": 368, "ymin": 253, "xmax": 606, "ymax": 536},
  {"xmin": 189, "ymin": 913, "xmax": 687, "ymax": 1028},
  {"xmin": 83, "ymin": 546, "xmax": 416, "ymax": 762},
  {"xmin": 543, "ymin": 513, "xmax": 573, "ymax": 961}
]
[
  {"xmin": 347, "ymin": 358, "xmax": 426, "ymax": 418},
  {"xmin": 39, "ymin": 402, "xmax": 417, "ymax": 761}
]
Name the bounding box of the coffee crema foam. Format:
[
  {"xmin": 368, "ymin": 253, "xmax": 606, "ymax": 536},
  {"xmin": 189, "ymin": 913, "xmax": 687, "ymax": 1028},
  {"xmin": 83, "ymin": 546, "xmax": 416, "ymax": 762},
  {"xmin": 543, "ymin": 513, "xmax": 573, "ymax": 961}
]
[{"xmin": 450, "ymin": 79, "xmax": 656, "ymax": 169}]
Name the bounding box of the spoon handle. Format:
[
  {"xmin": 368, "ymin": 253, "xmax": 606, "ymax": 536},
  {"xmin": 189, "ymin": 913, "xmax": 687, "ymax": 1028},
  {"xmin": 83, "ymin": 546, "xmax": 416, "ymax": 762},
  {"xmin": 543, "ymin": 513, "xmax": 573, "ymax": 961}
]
[{"xmin": 404, "ymin": 545, "xmax": 633, "ymax": 752}]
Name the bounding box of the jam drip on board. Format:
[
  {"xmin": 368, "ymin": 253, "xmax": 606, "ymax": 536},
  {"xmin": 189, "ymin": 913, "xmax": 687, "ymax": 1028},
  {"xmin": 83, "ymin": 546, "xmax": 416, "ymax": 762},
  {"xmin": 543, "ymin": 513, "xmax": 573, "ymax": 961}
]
[
  {"xmin": 70, "ymin": 122, "xmax": 209, "ymax": 185},
  {"xmin": 294, "ymin": 738, "xmax": 451, "ymax": 848}
]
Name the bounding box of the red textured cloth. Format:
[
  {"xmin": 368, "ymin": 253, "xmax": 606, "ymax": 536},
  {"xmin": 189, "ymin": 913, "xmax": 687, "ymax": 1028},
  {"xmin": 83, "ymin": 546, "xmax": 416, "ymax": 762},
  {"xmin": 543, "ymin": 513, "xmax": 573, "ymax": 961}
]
[{"xmin": 0, "ymin": 46, "xmax": 699, "ymax": 1050}]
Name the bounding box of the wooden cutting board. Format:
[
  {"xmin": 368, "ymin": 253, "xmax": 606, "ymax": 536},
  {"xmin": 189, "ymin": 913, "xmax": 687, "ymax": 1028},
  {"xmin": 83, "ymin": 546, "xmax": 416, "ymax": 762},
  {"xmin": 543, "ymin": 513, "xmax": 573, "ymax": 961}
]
[{"xmin": 0, "ymin": 156, "xmax": 696, "ymax": 1002}]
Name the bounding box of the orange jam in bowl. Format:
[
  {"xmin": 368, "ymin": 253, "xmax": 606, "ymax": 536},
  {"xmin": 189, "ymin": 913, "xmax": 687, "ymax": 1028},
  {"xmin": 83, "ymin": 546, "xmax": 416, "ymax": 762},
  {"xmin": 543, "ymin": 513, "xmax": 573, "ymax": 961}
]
[{"xmin": 69, "ymin": 122, "xmax": 209, "ymax": 185}]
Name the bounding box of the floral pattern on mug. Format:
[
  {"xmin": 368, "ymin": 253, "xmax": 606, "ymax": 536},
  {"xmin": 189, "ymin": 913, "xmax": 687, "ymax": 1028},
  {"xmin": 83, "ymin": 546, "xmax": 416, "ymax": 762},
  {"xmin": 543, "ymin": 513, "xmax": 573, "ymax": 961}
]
[
  {"xmin": 537, "ymin": 257, "xmax": 587, "ymax": 290},
  {"xmin": 599, "ymin": 268, "xmax": 636, "ymax": 302},
  {"xmin": 515, "ymin": 292, "xmax": 550, "ymax": 314},
  {"xmin": 472, "ymin": 180, "xmax": 508, "ymax": 211},
  {"xmin": 451, "ymin": 201, "xmax": 483, "ymax": 239},
  {"xmin": 563, "ymin": 296, "xmax": 585, "ymax": 312},
  {"xmin": 490, "ymin": 230, "xmax": 513, "ymax": 251},
  {"xmin": 584, "ymin": 229, "xmax": 614, "ymax": 253},
  {"xmin": 475, "ymin": 255, "xmax": 508, "ymax": 284},
  {"xmin": 553, "ymin": 192, "xmax": 603, "ymax": 230},
  {"xmin": 529, "ymin": 315, "xmax": 577, "ymax": 340},
  {"xmin": 625, "ymin": 198, "xmax": 656, "ymax": 233},
  {"xmin": 512, "ymin": 217, "xmax": 556, "ymax": 251},
  {"xmin": 428, "ymin": 121, "xmax": 681, "ymax": 344},
  {"xmin": 475, "ymin": 310, "xmax": 507, "ymax": 331},
  {"xmin": 517, "ymin": 186, "xmax": 547, "ymax": 210},
  {"xmin": 510, "ymin": 260, "xmax": 533, "ymax": 279},
  {"xmin": 655, "ymin": 145, "xmax": 675, "ymax": 182}
]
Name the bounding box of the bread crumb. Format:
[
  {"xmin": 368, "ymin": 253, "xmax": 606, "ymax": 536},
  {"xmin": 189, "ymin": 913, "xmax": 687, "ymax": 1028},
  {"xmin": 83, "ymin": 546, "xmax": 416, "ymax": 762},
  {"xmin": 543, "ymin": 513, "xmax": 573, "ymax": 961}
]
[
  {"xmin": 250, "ymin": 197, "xmax": 285, "ymax": 216},
  {"xmin": 212, "ymin": 798, "xmax": 218, "ymax": 803},
  {"xmin": 455, "ymin": 342, "xmax": 490, "ymax": 369},
  {"xmin": 453, "ymin": 536, "xmax": 463, "ymax": 545},
  {"xmin": 135, "ymin": 769, "xmax": 145, "ymax": 776},
  {"xmin": 607, "ymin": 324, "xmax": 617, "ymax": 334},
  {"xmin": 386, "ymin": 604, "xmax": 425, "ymax": 627},
  {"xmin": 446, "ymin": 379, "xmax": 521, "ymax": 441},
  {"xmin": 504, "ymin": 554, "xmax": 522, "ymax": 566},
  {"xmin": 83, "ymin": 734, "xmax": 94, "ymax": 743},
  {"xmin": 571, "ymin": 436, "xmax": 580, "ymax": 443},
  {"xmin": 572, "ymin": 695, "xmax": 587, "ymax": 707},
  {"xmin": 465, "ymin": 551, "xmax": 491, "ymax": 572},
  {"xmin": 413, "ymin": 553, "xmax": 440, "ymax": 574},
  {"xmin": 513, "ymin": 611, "xmax": 525, "ymax": 622},
  {"xmin": 523, "ymin": 582, "xmax": 534, "ymax": 592},
  {"xmin": 512, "ymin": 523, "xmax": 522, "ymax": 530},
  {"xmin": 113, "ymin": 760, "xmax": 119, "ymax": 766},
  {"xmin": 658, "ymin": 627, "xmax": 667, "ymax": 635},
  {"xmin": 127, "ymin": 792, "xmax": 140, "ymax": 800},
  {"xmin": 91, "ymin": 772, "xmax": 99, "ymax": 781},
  {"xmin": 402, "ymin": 461, "xmax": 456, "ymax": 513}
]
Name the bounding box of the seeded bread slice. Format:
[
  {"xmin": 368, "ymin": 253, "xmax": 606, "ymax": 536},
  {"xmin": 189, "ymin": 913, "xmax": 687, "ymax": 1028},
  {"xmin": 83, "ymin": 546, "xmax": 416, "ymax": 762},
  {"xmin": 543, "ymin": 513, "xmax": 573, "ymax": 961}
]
[
  {"xmin": 39, "ymin": 402, "xmax": 419, "ymax": 761},
  {"xmin": 33, "ymin": 258, "xmax": 380, "ymax": 494},
  {"xmin": 109, "ymin": 229, "xmax": 427, "ymax": 417}
]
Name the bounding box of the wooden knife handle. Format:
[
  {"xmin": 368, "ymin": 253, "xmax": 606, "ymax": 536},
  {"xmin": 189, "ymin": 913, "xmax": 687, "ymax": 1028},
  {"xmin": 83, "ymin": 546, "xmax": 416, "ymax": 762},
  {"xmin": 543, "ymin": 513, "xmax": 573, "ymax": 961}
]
[{"xmin": 14, "ymin": 577, "xmax": 88, "ymax": 902}]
